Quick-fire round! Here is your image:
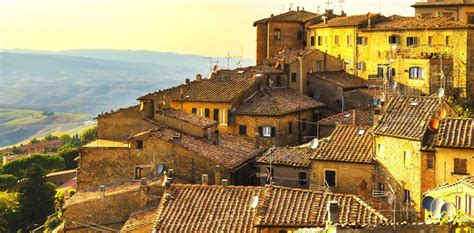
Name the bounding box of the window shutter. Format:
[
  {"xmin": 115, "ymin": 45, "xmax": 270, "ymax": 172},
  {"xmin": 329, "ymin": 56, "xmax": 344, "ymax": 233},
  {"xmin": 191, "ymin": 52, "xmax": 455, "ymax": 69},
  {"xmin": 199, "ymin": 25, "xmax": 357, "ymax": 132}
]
[
  {"xmin": 461, "ymin": 159, "xmax": 467, "ymax": 174},
  {"xmin": 271, "ymin": 127, "xmax": 276, "ymax": 138},
  {"xmin": 258, "ymin": 126, "xmax": 263, "ymax": 136},
  {"xmin": 227, "ymin": 113, "xmax": 232, "ymax": 126},
  {"xmin": 213, "ymin": 109, "xmax": 219, "ymax": 121}
]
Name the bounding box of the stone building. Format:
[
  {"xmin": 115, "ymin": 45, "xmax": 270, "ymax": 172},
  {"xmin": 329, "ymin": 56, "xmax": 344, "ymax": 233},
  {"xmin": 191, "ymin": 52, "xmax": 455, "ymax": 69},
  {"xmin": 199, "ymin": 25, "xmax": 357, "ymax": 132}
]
[
  {"xmin": 413, "ymin": 0, "xmax": 474, "ymax": 23},
  {"xmin": 312, "ymin": 125, "xmax": 376, "ymax": 197},
  {"xmin": 372, "ymin": 95, "xmax": 457, "ymax": 221},
  {"xmin": 317, "ymin": 107, "xmax": 374, "ymax": 138},
  {"xmin": 149, "ymin": 183, "xmax": 389, "ymax": 232},
  {"xmin": 256, "ymin": 146, "xmax": 315, "ymax": 188},
  {"xmin": 233, "ymin": 88, "xmax": 325, "ymax": 146}
]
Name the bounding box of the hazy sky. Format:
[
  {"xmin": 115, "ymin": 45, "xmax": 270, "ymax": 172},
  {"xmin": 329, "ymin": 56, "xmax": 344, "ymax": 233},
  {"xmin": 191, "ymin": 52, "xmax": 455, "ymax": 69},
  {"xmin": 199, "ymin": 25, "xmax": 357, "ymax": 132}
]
[{"xmin": 0, "ymin": 0, "xmax": 415, "ymax": 58}]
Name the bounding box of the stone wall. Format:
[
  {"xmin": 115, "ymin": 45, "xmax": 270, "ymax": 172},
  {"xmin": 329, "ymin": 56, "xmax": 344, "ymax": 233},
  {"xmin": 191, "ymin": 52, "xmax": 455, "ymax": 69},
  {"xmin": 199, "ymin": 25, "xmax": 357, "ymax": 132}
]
[
  {"xmin": 266, "ymin": 22, "xmax": 306, "ymax": 63},
  {"xmin": 309, "ymin": 77, "xmax": 345, "ymax": 112},
  {"xmin": 257, "ymin": 164, "xmax": 311, "ymax": 189}
]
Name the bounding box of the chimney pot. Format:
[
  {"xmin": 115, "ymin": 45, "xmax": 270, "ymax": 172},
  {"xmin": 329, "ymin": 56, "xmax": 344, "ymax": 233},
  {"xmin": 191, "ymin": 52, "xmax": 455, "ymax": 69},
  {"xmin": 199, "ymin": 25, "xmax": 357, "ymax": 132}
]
[
  {"xmin": 222, "ymin": 179, "xmax": 229, "ymax": 186},
  {"xmin": 140, "ymin": 177, "xmax": 147, "ymax": 186},
  {"xmin": 99, "ymin": 185, "xmax": 106, "ymax": 199},
  {"xmin": 297, "ymin": 6, "xmax": 300, "ymax": 11},
  {"xmin": 207, "ymin": 128, "xmax": 212, "ymax": 141},
  {"xmin": 196, "ymin": 74, "xmax": 202, "ymax": 81},
  {"xmin": 327, "ymin": 201, "xmax": 340, "ymax": 224},
  {"xmin": 215, "ymin": 165, "xmax": 222, "ymax": 185},
  {"xmin": 185, "ymin": 78, "xmax": 190, "ymax": 84},
  {"xmin": 202, "ymin": 174, "xmax": 209, "ymax": 185},
  {"xmin": 214, "ymin": 129, "xmax": 220, "ymax": 145}
]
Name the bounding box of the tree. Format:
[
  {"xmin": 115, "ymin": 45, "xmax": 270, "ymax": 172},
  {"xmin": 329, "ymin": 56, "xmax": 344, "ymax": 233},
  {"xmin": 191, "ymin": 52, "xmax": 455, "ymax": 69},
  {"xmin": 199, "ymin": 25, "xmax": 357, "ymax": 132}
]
[
  {"xmin": 17, "ymin": 165, "xmax": 55, "ymax": 232},
  {"xmin": 42, "ymin": 134, "xmax": 59, "ymax": 142},
  {"xmin": 80, "ymin": 126, "xmax": 98, "ymax": 145},
  {"xmin": 0, "ymin": 174, "xmax": 18, "ymax": 190},
  {"xmin": 0, "ymin": 192, "xmax": 18, "ymax": 232},
  {"xmin": 57, "ymin": 147, "xmax": 79, "ymax": 170},
  {"xmin": 1, "ymin": 154, "xmax": 65, "ymax": 179},
  {"xmin": 29, "ymin": 138, "xmax": 40, "ymax": 145}
]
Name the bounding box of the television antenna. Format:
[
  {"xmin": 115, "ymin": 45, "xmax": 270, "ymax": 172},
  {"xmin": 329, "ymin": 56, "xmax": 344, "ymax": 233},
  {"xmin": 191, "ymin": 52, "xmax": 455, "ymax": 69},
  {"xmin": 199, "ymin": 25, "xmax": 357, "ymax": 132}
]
[
  {"xmin": 338, "ymin": 0, "xmax": 344, "ymax": 13},
  {"xmin": 325, "ymin": 0, "xmax": 332, "ymax": 10},
  {"xmin": 204, "ymin": 56, "xmax": 219, "ymax": 73}
]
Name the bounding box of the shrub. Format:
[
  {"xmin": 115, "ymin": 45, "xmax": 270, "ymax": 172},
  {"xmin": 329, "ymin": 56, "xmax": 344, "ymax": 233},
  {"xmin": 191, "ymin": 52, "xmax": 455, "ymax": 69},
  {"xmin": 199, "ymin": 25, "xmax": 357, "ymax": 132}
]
[
  {"xmin": 0, "ymin": 174, "xmax": 18, "ymax": 190},
  {"xmin": 1, "ymin": 154, "xmax": 65, "ymax": 179}
]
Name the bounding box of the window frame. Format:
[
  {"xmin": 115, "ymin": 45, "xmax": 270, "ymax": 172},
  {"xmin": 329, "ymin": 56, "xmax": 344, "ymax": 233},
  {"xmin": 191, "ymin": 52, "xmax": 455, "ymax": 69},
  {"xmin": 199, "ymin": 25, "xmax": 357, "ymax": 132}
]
[
  {"xmin": 239, "ymin": 125, "xmax": 247, "ymax": 136},
  {"xmin": 219, "ymin": 109, "xmax": 228, "ymax": 125},
  {"xmin": 427, "ymin": 154, "xmax": 435, "ymax": 170},
  {"xmin": 406, "ymin": 36, "xmax": 418, "ymax": 47},
  {"xmin": 298, "ymin": 172, "xmax": 307, "ymax": 186},
  {"xmin": 291, "ymin": 73, "xmax": 297, "ymax": 83},
  {"xmin": 453, "ymin": 158, "xmax": 468, "ymax": 175},
  {"xmin": 136, "ymin": 140, "xmax": 144, "ymax": 150},
  {"xmin": 409, "ymin": 67, "xmax": 424, "ymax": 79},
  {"xmin": 262, "ymin": 126, "xmax": 272, "ymax": 137},
  {"xmin": 310, "ymin": 36, "xmax": 315, "ymax": 46},
  {"xmin": 334, "ymin": 35, "xmax": 339, "ymax": 45},
  {"xmin": 324, "ymin": 170, "xmax": 337, "ymax": 187},
  {"xmin": 273, "ymin": 28, "xmax": 281, "ymax": 40}
]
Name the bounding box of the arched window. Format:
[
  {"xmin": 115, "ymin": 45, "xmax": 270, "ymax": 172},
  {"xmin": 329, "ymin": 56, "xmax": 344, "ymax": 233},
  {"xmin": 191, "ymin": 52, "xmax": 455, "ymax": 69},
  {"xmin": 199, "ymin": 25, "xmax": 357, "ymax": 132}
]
[
  {"xmin": 273, "ymin": 29, "xmax": 281, "ymax": 40},
  {"xmin": 297, "ymin": 31, "xmax": 303, "ymax": 40},
  {"xmin": 409, "ymin": 67, "xmax": 424, "ymax": 79}
]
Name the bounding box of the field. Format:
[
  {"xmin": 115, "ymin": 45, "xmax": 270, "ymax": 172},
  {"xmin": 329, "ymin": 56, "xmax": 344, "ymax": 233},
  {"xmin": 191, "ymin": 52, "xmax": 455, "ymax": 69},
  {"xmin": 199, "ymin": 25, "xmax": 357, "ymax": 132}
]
[{"xmin": 0, "ymin": 108, "xmax": 95, "ymax": 148}]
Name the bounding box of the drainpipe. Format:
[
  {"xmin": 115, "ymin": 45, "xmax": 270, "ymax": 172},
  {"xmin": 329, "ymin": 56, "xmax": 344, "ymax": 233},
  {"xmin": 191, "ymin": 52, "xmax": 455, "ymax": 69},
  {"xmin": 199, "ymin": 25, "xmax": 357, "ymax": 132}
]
[
  {"xmin": 298, "ymin": 56, "xmax": 304, "ymax": 94},
  {"xmin": 266, "ymin": 22, "xmax": 270, "ymax": 59}
]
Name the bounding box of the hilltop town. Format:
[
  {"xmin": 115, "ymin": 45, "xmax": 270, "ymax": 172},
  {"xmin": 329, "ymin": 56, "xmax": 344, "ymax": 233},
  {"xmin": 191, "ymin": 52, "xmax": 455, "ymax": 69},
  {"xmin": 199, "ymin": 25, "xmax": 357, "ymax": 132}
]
[{"xmin": 5, "ymin": 0, "xmax": 474, "ymax": 232}]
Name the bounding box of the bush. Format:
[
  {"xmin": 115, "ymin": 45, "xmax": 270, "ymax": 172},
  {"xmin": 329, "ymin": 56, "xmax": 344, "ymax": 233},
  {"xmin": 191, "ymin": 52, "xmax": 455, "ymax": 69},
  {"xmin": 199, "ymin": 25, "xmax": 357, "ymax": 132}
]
[
  {"xmin": 0, "ymin": 174, "xmax": 18, "ymax": 190},
  {"xmin": 0, "ymin": 192, "xmax": 18, "ymax": 232},
  {"xmin": 80, "ymin": 126, "xmax": 98, "ymax": 145},
  {"xmin": 56, "ymin": 147, "xmax": 79, "ymax": 170},
  {"xmin": 1, "ymin": 154, "xmax": 65, "ymax": 179}
]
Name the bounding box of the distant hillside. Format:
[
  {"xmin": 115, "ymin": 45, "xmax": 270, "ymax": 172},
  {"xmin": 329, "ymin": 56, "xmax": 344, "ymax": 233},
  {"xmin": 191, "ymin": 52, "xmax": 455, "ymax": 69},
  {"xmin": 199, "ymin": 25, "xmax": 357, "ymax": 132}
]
[
  {"xmin": 0, "ymin": 49, "xmax": 255, "ymax": 114},
  {"xmin": 0, "ymin": 108, "xmax": 94, "ymax": 147}
]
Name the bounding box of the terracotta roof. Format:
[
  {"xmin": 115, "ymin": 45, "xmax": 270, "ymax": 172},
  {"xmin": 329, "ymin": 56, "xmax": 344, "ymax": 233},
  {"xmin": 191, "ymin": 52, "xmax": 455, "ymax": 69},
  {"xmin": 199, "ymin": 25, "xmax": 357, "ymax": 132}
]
[
  {"xmin": 152, "ymin": 184, "xmax": 389, "ymax": 232},
  {"xmin": 254, "ymin": 10, "xmax": 320, "ymax": 26},
  {"xmin": 131, "ymin": 126, "xmax": 264, "ymax": 170},
  {"xmin": 412, "ymin": 1, "xmax": 474, "ymax": 7},
  {"xmin": 0, "ymin": 139, "xmax": 64, "ymax": 154},
  {"xmin": 122, "ymin": 207, "xmax": 157, "ymax": 232},
  {"xmin": 364, "ymin": 16, "xmax": 469, "ymax": 31},
  {"xmin": 265, "ymin": 49, "xmax": 318, "ymax": 64},
  {"xmin": 234, "ymin": 88, "xmax": 325, "ymax": 116},
  {"xmin": 312, "ymin": 14, "xmax": 385, "ymax": 28},
  {"xmin": 309, "ymin": 71, "xmax": 369, "ymax": 89},
  {"xmin": 257, "ymin": 146, "xmax": 317, "ymax": 168},
  {"xmin": 314, "ymin": 125, "xmax": 374, "ymax": 164},
  {"xmin": 138, "ymin": 72, "xmax": 258, "ymax": 103},
  {"xmin": 425, "ymin": 175, "xmax": 474, "ymax": 194},
  {"xmin": 162, "ymin": 108, "xmax": 218, "ymax": 128},
  {"xmin": 318, "ymin": 108, "xmax": 374, "ymax": 126},
  {"xmin": 82, "ymin": 139, "xmax": 129, "ymax": 148},
  {"xmin": 373, "ymin": 96, "xmax": 441, "ymax": 140},
  {"xmin": 436, "ymin": 117, "xmax": 474, "ymax": 149}
]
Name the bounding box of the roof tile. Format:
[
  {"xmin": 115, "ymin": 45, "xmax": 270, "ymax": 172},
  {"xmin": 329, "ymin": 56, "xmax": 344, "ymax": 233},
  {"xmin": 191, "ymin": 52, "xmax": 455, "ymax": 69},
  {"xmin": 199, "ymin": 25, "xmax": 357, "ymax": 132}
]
[{"xmin": 436, "ymin": 117, "xmax": 474, "ymax": 149}]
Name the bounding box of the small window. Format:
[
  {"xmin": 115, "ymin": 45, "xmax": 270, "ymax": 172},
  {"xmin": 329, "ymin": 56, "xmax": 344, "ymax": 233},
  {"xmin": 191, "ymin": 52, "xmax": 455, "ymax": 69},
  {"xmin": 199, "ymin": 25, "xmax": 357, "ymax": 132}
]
[
  {"xmin": 310, "ymin": 36, "xmax": 315, "ymax": 46},
  {"xmin": 427, "ymin": 154, "xmax": 434, "ymax": 169},
  {"xmin": 356, "ymin": 62, "xmax": 366, "ymax": 71},
  {"xmin": 390, "ymin": 68, "xmax": 396, "ymax": 77},
  {"xmin": 213, "ymin": 109, "xmax": 219, "ymax": 121},
  {"xmin": 404, "ymin": 189, "xmax": 411, "ymax": 203},
  {"xmin": 407, "ymin": 37, "xmax": 418, "ymax": 46},
  {"xmin": 454, "ymin": 158, "xmax": 467, "ymax": 174},
  {"xmin": 192, "ymin": 108, "xmax": 197, "ymax": 115},
  {"xmin": 325, "ymin": 170, "xmax": 336, "ymax": 187},
  {"xmin": 197, "ymin": 108, "xmax": 205, "ymax": 117},
  {"xmin": 288, "ymin": 121, "xmax": 293, "ymax": 134},
  {"xmin": 219, "ymin": 109, "xmax": 228, "ymax": 125},
  {"xmin": 135, "ymin": 167, "xmax": 143, "ymax": 180},
  {"xmin": 446, "ymin": 36, "xmax": 451, "ymax": 46},
  {"xmin": 239, "ymin": 125, "xmax": 247, "ymax": 136},
  {"xmin": 298, "ymin": 172, "xmax": 307, "ymax": 186},
  {"xmin": 409, "ymin": 67, "xmax": 424, "ymax": 79},
  {"xmin": 297, "ymin": 31, "xmax": 303, "ymax": 40},
  {"xmin": 136, "ymin": 140, "xmax": 144, "ymax": 149},
  {"xmin": 260, "ymin": 126, "xmax": 272, "ymax": 137},
  {"xmin": 274, "ymin": 28, "xmax": 281, "ymax": 40},
  {"xmin": 389, "ymin": 35, "xmax": 399, "ymax": 44},
  {"xmin": 377, "ymin": 66, "xmax": 384, "ymax": 78},
  {"xmin": 347, "ymin": 34, "xmax": 353, "ymax": 46},
  {"xmin": 469, "ymin": 15, "xmax": 474, "ymax": 24},
  {"xmin": 455, "ymin": 195, "xmax": 462, "ymax": 208},
  {"xmin": 291, "ymin": 73, "xmax": 297, "ymax": 83},
  {"xmin": 379, "ymin": 183, "xmax": 385, "ymax": 192},
  {"xmin": 334, "ymin": 35, "xmax": 339, "ymax": 45},
  {"xmin": 275, "ymin": 75, "xmax": 282, "ymax": 87},
  {"xmin": 317, "ymin": 36, "xmax": 322, "ymax": 46},
  {"xmin": 301, "ymin": 118, "xmax": 307, "ymax": 130},
  {"xmin": 428, "ymin": 36, "xmax": 433, "ymax": 46},
  {"xmin": 356, "ymin": 36, "xmax": 367, "ymax": 45},
  {"xmin": 204, "ymin": 108, "xmax": 210, "ymax": 118}
]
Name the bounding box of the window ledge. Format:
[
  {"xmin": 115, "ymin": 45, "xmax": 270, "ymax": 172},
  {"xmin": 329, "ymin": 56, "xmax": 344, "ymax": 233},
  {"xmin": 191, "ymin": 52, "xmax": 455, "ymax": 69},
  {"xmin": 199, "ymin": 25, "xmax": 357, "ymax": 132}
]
[{"xmin": 452, "ymin": 172, "xmax": 469, "ymax": 175}]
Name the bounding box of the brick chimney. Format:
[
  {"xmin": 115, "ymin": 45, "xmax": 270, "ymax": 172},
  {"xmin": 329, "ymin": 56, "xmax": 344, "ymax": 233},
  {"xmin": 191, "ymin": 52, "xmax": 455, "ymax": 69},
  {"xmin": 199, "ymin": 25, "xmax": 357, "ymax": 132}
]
[
  {"xmin": 215, "ymin": 165, "xmax": 222, "ymax": 185},
  {"xmin": 327, "ymin": 201, "xmax": 340, "ymax": 224},
  {"xmin": 213, "ymin": 129, "xmax": 220, "ymax": 145},
  {"xmin": 222, "ymin": 179, "xmax": 229, "ymax": 186},
  {"xmin": 255, "ymin": 133, "xmax": 260, "ymax": 149},
  {"xmin": 196, "ymin": 74, "xmax": 202, "ymax": 81},
  {"xmin": 202, "ymin": 174, "xmax": 209, "ymax": 185},
  {"xmin": 185, "ymin": 78, "xmax": 190, "ymax": 84}
]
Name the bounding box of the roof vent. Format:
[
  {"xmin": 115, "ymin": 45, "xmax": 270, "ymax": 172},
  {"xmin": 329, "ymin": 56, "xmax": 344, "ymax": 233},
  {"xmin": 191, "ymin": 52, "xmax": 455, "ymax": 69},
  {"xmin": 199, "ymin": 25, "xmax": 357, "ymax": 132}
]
[
  {"xmin": 410, "ymin": 101, "xmax": 418, "ymax": 106},
  {"xmin": 250, "ymin": 195, "xmax": 259, "ymax": 209},
  {"xmin": 358, "ymin": 129, "xmax": 366, "ymax": 136},
  {"xmin": 343, "ymin": 114, "xmax": 351, "ymax": 118}
]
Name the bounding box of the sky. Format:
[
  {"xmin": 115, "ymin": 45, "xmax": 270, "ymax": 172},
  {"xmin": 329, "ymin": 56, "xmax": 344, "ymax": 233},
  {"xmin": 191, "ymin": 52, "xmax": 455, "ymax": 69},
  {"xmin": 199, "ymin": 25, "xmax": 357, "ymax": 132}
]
[{"xmin": 0, "ymin": 0, "xmax": 415, "ymax": 58}]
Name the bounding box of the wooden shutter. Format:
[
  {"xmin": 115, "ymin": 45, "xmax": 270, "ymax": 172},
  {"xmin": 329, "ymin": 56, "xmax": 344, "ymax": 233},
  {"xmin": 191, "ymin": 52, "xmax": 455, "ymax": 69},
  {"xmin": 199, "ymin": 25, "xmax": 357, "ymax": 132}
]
[
  {"xmin": 454, "ymin": 158, "xmax": 460, "ymax": 174},
  {"xmin": 227, "ymin": 113, "xmax": 232, "ymax": 126},
  {"xmin": 213, "ymin": 109, "xmax": 219, "ymax": 121},
  {"xmin": 271, "ymin": 127, "xmax": 276, "ymax": 138},
  {"xmin": 205, "ymin": 108, "xmax": 210, "ymax": 118},
  {"xmin": 258, "ymin": 126, "xmax": 263, "ymax": 136},
  {"xmin": 461, "ymin": 159, "xmax": 467, "ymax": 174}
]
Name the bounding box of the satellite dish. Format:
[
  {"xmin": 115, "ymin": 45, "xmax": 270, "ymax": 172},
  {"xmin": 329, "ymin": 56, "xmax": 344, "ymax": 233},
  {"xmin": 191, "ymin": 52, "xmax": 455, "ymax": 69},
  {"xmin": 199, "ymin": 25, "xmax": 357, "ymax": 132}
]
[
  {"xmin": 213, "ymin": 64, "xmax": 219, "ymax": 72},
  {"xmin": 430, "ymin": 198, "xmax": 446, "ymax": 219},
  {"xmin": 437, "ymin": 88, "xmax": 445, "ymax": 98},
  {"xmin": 250, "ymin": 195, "xmax": 259, "ymax": 209},
  {"xmin": 422, "ymin": 196, "xmax": 434, "ymax": 210},
  {"xmin": 156, "ymin": 164, "xmax": 164, "ymax": 175},
  {"xmin": 310, "ymin": 139, "xmax": 319, "ymax": 149},
  {"xmin": 441, "ymin": 202, "xmax": 456, "ymax": 222},
  {"xmin": 314, "ymin": 91, "xmax": 321, "ymax": 100}
]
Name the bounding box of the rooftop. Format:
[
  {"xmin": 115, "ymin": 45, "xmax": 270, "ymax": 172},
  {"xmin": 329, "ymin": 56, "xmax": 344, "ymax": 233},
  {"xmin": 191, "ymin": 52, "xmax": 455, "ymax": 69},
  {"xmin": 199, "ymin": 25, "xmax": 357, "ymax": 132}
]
[
  {"xmin": 257, "ymin": 146, "xmax": 317, "ymax": 168},
  {"xmin": 373, "ymin": 96, "xmax": 441, "ymax": 140},
  {"xmin": 46, "ymin": 169, "xmax": 76, "ymax": 177},
  {"xmin": 161, "ymin": 108, "xmax": 218, "ymax": 128},
  {"xmin": 412, "ymin": 1, "xmax": 474, "ymax": 7},
  {"xmin": 265, "ymin": 49, "xmax": 319, "ymax": 64},
  {"xmin": 311, "ymin": 13, "xmax": 385, "ymax": 28},
  {"xmin": 82, "ymin": 139, "xmax": 129, "ymax": 148},
  {"xmin": 152, "ymin": 184, "xmax": 389, "ymax": 232},
  {"xmin": 318, "ymin": 108, "xmax": 374, "ymax": 126},
  {"xmin": 363, "ymin": 15, "xmax": 469, "ymax": 31},
  {"xmin": 234, "ymin": 88, "xmax": 325, "ymax": 116},
  {"xmin": 122, "ymin": 207, "xmax": 157, "ymax": 232},
  {"xmin": 309, "ymin": 71, "xmax": 369, "ymax": 89},
  {"xmin": 254, "ymin": 10, "xmax": 320, "ymax": 26},
  {"xmin": 436, "ymin": 117, "xmax": 474, "ymax": 149},
  {"xmin": 425, "ymin": 175, "xmax": 474, "ymax": 194},
  {"xmin": 315, "ymin": 125, "xmax": 374, "ymax": 164}
]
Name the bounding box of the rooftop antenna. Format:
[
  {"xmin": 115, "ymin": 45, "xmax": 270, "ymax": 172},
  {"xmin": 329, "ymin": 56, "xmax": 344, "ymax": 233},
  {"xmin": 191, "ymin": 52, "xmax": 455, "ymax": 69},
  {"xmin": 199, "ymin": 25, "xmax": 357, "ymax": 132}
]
[
  {"xmin": 317, "ymin": 5, "xmax": 321, "ymax": 14},
  {"xmin": 325, "ymin": 0, "xmax": 332, "ymax": 10},
  {"xmin": 204, "ymin": 56, "xmax": 219, "ymax": 73},
  {"xmin": 338, "ymin": 0, "xmax": 344, "ymax": 13},
  {"xmin": 289, "ymin": 3, "xmax": 293, "ymax": 11},
  {"xmin": 280, "ymin": 4, "xmax": 284, "ymax": 13}
]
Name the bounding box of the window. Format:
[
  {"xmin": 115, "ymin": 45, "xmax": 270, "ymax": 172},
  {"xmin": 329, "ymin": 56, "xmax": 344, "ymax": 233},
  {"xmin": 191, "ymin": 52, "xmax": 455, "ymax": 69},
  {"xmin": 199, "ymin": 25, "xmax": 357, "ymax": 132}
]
[
  {"xmin": 317, "ymin": 36, "xmax": 322, "ymax": 46},
  {"xmin": 219, "ymin": 109, "xmax": 228, "ymax": 125},
  {"xmin": 213, "ymin": 109, "xmax": 219, "ymax": 121},
  {"xmin": 390, "ymin": 68, "xmax": 396, "ymax": 77},
  {"xmin": 469, "ymin": 15, "xmax": 474, "ymax": 24},
  {"xmin": 377, "ymin": 66, "xmax": 384, "ymax": 78},
  {"xmin": 273, "ymin": 28, "xmax": 281, "ymax": 40},
  {"xmin": 446, "ymin": 35, "xmax": 451, "ymax": 46},
  {"xmin": 238, "ymin": 125, "xmax": 247, "ymax": 136},
  {"xmin": 379, "ymin": 183, "xmax": 385, "ymax": 192},
  {"xmin": 259, "ymin": 126, "xmax": 275, "ymax": 138},
  {"xmin": 316, "ymin": 61, "xmax": 322, "ymax": 72},
  {"xmin": 334, "ymin": 35, "xmax": 339, "ymax": 45},
  {"xmin": 356, "ymin": 36, "xmax": 367, "ymax": 45},
  {"xmin": 404, "ymin": 151, "xmax": 411, "ymax": 166},
  {"xmin": 284, "ymin": 64, "xmax": 290, "ymax": 73},
  {"xmin": 454, "ymin": 158, "xmax": 468, "ymax": 174},
  {"xmin": 466, "ymin": 195, "xmax": 473, "ymax": 216},
  {"xmin": 404, "ymin": 189, "xmax": 411, "ymax": 203},
  {"xmin": 298, "ymin": 172, "xmax": 307, "ymax": 186},
  {"xmin": 291, "ymin": 73, "xmax": 297, "ymax": 83},
  {"xmin": 428, "ymin": 36, "xmax": 433, "ymax": 46},
  {"xmin": 135, "ymin": 167, "xmax": 143, "ymax": 180},
  {"xmin": 192, "ymin": 108, "xmax": 197, "ymax": 115},
  {"xmin": 136, "ymin": 140, "xmax": 144, "ymax": 149},
  {"xmin": 427, "ymin": 154, "xmax": 434, "ymax": 169},
  {"xmin": 455, "ymin": 195, "xmax": 462, "ymax": 209},
  {"xmin": 389, "ymin": 35, "xmax": 400, "ymax": 44},
  {"xmin": 301, "ymin": 118, "xmax": 307, "ymax": 130},
  {"xmin": 197, "ymin": 108, "xmax": 205, "ymax": 117},
  {"xmin": 409, "ymin": 67, "xmax": 424, "ymax": 79},
  {"xmin": 288, "ymin": 121, "xmax": 293, "ymax": 134},
  {"xmin": 310, "ymin": 36, "xmax": 315, "ymax": 46},
  {"xmin": 297, "ymin": 31, "xmax": 303, "ymax": 40},
  {"xmin": 204, "ymin": 108, "xmax": 210, "ymax": 118},
  {"xmin": 347, "ymin": 34, "xmax": 353, "ymax": 46},
  {"xmin": 325, "ymin": 170, "xmax": 336, "ymax": 187},
  {"xmin": 407, "ymin": 37, "xmax": 418, "ymax": 46},
  {"xmin": 275, "ymin": 75, "xmax": 282, "ymax": 87},
  {"xmin": 356, "ymin": 62, "xmax": 366, "ymax": 71}
]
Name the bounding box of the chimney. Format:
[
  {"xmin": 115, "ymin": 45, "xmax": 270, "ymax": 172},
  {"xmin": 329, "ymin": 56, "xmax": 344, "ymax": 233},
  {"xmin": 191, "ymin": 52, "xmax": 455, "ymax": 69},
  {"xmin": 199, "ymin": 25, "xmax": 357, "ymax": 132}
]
[
  {"xmin": 367, "ymin": 12, "xmax": 372, "ymax": 28},
  {"xmin": 202, "ymin": 174, "xmax": 209, "ymax": 185},
  {"xmin": 99, "ymin": 185, "xmax": 106, "ymax": 199},
  {"xmin": 140, "ymin": 177, "xmax": 147, "ymax": 186},
  {"xmin": 196, "ymin": 74, "xmax": 202, "ymax": 81},
  {"xmin": 373, "ymin": 108, "xmax": 382, "ymax": 125},
  {"xmin": 185, "ymin": 78, "xmax": 190, "ymax": 84},
  {"xmin": 358, "ymin": 179, "xmax": 368, "ymax": 198},
  {"xmin": 207, "ymin": 128, "xmax": 212, "ymax": 141},
  {"xmin": 222, "ymin": 179, "xmax": 229, "ymax": 186},
  {"xmin": 341, "ymin": 10, "xmax": 346, "ymax": 17},
  {"xmin": 215, "ymin": 165, "xmax": 222, "ymax": 185},
  {"xmin": 213, "ymin": 129, "xmax": 220, "ymax": 145},
  {"xmin": 297, "ymin": 6, "xmax": 300, "ymax": 11},
  {"xmin": 255, "ymin": 133, "xmax": 260, "ymax": 149},
  {"xmin": 327, "ymin": 201, "xmax": 340, "ymax": 224}
]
